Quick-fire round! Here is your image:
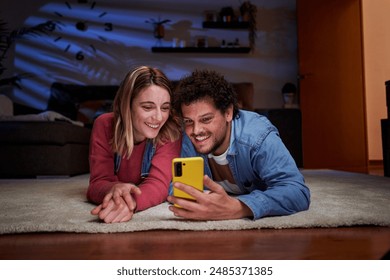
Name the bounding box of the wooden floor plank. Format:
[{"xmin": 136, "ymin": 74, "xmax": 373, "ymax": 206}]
[{"xmin": 1, "ymin": 227, "xmax": 389, "ymax": 260}]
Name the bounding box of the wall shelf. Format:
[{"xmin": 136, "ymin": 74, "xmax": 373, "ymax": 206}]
[
  {"xmin": 151, "ymin": 47, "xmax": 251, "ymax": 53},
  {"xmin": 151, "ymin": 21, "xmax": 252, "ymax": 54},
  {"xmin": 202, "ymin": 21, "xmax": 250, "ymax": 29}
]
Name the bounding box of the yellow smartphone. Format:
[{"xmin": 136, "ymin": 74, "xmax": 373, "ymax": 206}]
[{"xmin": 172, "ymin": 157, "xmax": 204, "ymax": 201}]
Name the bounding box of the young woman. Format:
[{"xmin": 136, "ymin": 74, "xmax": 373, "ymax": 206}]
[{"xmin": 87, "ymin": 66, "xmax": 181, "ymax": 223}]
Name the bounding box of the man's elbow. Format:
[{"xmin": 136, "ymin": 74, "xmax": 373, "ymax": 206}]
[{"xmin": 298, "ymin": 187, "xmax": 311, "ymax": 211}]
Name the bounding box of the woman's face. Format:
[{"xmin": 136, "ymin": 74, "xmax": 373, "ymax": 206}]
[{"xmin": 131, "ymin": 85, "xmax": 171, "ymax": 143}]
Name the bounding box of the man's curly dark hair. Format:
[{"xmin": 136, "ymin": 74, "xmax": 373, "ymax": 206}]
[{"xmin": 173, "ymin": 69, "xmax": 239, "ymax": 118}]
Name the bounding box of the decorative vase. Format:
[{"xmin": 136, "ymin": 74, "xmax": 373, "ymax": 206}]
[{"xmin": 283, "ymin": 93, "xmax": 296, "ymax": 108}]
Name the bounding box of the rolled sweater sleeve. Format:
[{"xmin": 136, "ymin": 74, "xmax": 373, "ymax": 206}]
[{"xmin": 86, "ymin": 113, "xmax": 120, "ymax": 204}]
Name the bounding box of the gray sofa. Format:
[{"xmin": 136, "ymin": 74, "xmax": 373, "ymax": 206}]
[
  {"xmin": 0, "ymin": 81, "xmax": 303, "ymax": 177},
  {"xmin": 0, "ymin": 82, "xmax": 104, "ymax": 178},
  {"xmin": 0, "ymin": 121, "xmax": 91, "ymax": 177}
]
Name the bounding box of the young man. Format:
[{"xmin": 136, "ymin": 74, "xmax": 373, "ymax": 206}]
[{"xmin": 167, "ymin": 69, "xmax": 310, "ymax": 220}]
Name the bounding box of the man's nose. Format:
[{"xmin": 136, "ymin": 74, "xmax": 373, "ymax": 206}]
[{"xmin": 192, "ymin": 121, "xmax": 202, "ymax": 134}]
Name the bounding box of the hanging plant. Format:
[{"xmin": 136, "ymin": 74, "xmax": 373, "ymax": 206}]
[
  {"xmin": 239, "ymin": 1, "xmax": 257, "ymax": 51},
  {"xmin": 0, "ymin": 19, "xmax": 58, "ymax": 88}
]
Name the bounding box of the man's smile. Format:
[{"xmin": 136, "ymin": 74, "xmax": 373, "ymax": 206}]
[{"xmin": 194, "ymin": 134, "xmax": 210, "ymax": 142}]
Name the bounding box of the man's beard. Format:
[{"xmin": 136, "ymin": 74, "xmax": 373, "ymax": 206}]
[{"xmin": 192, "ymin": 130, "xmax": 227, "ymax": 155}]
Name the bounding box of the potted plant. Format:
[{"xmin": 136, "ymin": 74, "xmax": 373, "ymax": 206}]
[
  {"xmin": 0, "ymin": 19, "xmax": 57, "ymax": 89},
  {"xmin": 239, "ymin": 1, "xmax": 257, "ymax": 51},
  {"xmin": 281, "ymin": 82, "xmax": 299, "ymax": 108},
  {"xmin": 145, "ymin": 17, "xmax": 171, "ymax": 45}
]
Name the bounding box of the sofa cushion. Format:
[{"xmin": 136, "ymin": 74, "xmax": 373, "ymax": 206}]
[
  {"xmin": 47, "ymin": 83, "xmax": 118, "ymax": 122},
  {"xmin": 0, "ymin": 95, "xmax": 13, "ymax": 116},
  {"xmin": 0, "ymin": 121, "xmax": 91, "ymax": 145},
  {"xmin": 77, "ymin": 99, "xmax": 113, "ymax": 123},
  {"xmin": 0, "ymin": 143, "xmax": 90, "ymax": 177}
]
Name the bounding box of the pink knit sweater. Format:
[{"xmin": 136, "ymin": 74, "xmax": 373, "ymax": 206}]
[{"xmin": 86, "ymin": 113, "xmax": 181, "ymax": 211}]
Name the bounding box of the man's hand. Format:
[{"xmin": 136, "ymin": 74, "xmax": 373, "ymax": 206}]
[
  {"xmin": 91, "ymin": 183, "xmax": 142, "ymax": 223},
  {"xmin": 167, "ymin": 175, "xmax": 252, "ymax": 220}
]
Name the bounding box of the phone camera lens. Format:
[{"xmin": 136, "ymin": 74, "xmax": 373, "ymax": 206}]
[{"xmin": 174, "ymin": 162, "xmax": 182, "ymax": 177}]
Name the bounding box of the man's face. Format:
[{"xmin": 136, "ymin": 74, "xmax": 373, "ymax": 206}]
[{"xmin": 181, "ymin": 97, "xmax": 233, "ymax": 155}]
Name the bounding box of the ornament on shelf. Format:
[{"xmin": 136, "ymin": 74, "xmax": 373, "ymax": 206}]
[{"xmin": 145, "ymin": 17, "xmax": 171, "ymax": 46}]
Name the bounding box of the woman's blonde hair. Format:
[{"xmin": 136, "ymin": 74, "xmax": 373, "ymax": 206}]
[{"xmin": 111, "ymin": 66, "xmax": 181, "ymax": 158}]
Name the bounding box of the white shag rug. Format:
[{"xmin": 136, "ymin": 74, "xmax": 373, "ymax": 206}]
[{"xmin": 0, "ymin": 170, "xmax": 389, "ymax": 234}]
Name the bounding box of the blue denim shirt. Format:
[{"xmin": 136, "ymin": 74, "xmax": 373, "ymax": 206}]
[{"xmin": 176, "ymin": 110, "xmax": 310, "ymax": 220}]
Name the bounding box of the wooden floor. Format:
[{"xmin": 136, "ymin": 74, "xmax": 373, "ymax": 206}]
[
  {"xmin": 1, "ymin": 162, "xmax": 388, "ymax": 260},
  {"xmin": 1, "ymin": 226, "xmax": 389, "ymax": 260}
]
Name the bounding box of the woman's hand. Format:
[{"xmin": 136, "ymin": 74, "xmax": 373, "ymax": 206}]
[{"xmin": 91, "ymin": 183, "xmax": 142, "ymax": 223}]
